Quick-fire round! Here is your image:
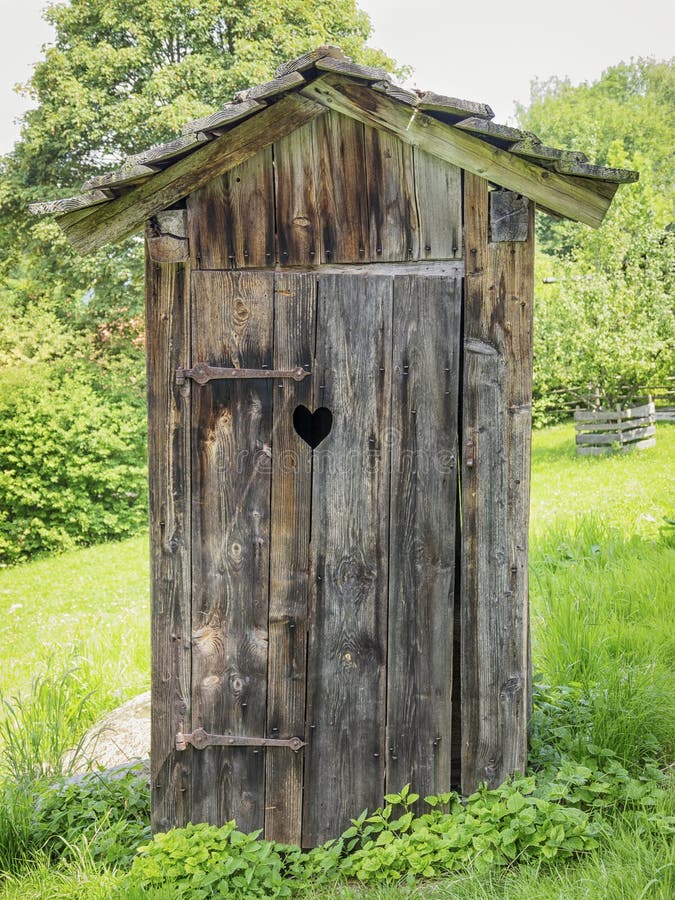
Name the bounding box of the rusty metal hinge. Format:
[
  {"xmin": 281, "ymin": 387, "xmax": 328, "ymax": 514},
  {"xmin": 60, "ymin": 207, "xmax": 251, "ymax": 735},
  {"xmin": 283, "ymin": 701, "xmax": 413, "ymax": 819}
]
[
  {"xmin": 176, "ymin": 727, "xmax": 306, "ymax": 752},
  {"xmin": 176, "ymin": 363, "xmax": 310, "ymax": 386}
]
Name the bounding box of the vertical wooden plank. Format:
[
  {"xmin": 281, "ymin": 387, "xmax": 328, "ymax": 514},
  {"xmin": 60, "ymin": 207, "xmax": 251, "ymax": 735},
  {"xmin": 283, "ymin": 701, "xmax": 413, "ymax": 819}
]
[
  {"xmin": 265, "ymin": 272, "xmax": 316, "ymax": 844},
  {"xmin": 190, "ymin": 270, "xmax": 274, "ymax": 832},
  {"xmin": 364, "ymin": 124, "xmax": 418, "ymax": 261},
  {"xmin": 146, "ymin": 244, "xmax": 192, "ymax": 831},
  {"xmin": 461, "ymin": 173, "xmax": 534, "ymax": 793},
  {"xmin": 187, "ymin": 147, "xmax": 275, "ymax": 269},
  {"xmin": 302, "ymin": 273, "xmax": 392, "ymax": 846},
  {"xmin": 386, "ymin": 274, "xmax": 461, "ymax": 806},
  {"xmin": 315, "ymin": 110, "xmax": 370, "ymax": 263},
  {"xmin": 274, "ymin": 119, "xmax": 323, "ymax": 266},
  {"xmin": 413, "ymin": 149, "xmax": 463, "ymax": 259}
]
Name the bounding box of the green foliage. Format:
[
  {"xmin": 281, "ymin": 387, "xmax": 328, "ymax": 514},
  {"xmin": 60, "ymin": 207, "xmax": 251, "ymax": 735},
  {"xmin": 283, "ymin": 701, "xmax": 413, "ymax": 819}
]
[
  {"xmin": 517, "ymin": 59, "xmax": 675, "ymax": 423},
  {"xmin": 0, "ymin": 659, "xmax": 95, "ymax": 783},
  {"xmin": 0, "ymin": 357, "xmax": 147, "ymax": 563},
  {"xmin": 36, "ymin": 767, "xmax": 150, "ymax": 869}
]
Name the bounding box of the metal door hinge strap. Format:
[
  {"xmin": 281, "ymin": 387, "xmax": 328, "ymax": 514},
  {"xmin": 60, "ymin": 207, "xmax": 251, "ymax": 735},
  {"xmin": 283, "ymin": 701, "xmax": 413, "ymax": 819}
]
[
  {"xmin": 175, "ymin": 727, "xmax": 306, "ymax": 752},
  {"xmin": 176, "ymin": 363, "xmax": 310, "ymax": 386}
]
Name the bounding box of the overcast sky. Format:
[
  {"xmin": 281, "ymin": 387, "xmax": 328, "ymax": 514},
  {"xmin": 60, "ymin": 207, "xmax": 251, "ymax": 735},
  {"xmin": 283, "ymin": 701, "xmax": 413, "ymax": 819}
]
[{"xmin": 2, "ymin": 0, "xmax": 673, "ymax": 156}]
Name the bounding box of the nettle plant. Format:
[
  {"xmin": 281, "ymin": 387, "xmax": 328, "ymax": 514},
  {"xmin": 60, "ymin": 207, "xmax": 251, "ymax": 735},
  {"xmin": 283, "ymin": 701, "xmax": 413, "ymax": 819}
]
[{"xmin": 128, "ymin": 769, "xmax": 669, "ymax": 895}]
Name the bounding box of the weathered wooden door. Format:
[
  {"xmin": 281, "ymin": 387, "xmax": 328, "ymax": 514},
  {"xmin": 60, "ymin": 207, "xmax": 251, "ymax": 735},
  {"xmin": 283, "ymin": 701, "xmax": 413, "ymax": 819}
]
[{"xmin": 170, "ymin": 266, "xmax": 461, "ymax": 845}]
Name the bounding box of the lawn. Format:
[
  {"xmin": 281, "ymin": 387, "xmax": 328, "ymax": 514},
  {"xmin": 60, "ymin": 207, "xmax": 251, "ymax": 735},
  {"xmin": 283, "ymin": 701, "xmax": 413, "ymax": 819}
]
[{"xmin": 0, "ymin": 423, "xmax": 673, "ymax": 898}]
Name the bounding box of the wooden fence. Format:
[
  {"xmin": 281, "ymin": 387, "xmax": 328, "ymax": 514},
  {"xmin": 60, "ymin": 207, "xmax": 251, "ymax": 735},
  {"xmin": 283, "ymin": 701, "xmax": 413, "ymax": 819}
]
[{"xmin": 574, "ymin": 400, "xmax": 656, "ymax": 456}]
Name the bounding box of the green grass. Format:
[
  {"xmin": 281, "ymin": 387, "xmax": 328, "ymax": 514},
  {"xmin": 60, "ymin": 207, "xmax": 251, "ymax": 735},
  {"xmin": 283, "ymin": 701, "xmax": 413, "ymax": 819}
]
[
  {"xmin": 0, "ymin": 535, "xmax": 150, "ymax": 713},
  {"xmin": 0, "ymin": 422, "xmax": 673, "ymax": 898}
]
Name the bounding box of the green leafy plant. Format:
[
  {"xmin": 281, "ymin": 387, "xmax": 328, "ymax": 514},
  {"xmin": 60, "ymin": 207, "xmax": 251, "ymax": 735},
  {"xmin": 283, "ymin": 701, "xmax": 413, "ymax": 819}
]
[{"xmin": 36, "ymin": 766, "xmax": 151, "ymax": 869}]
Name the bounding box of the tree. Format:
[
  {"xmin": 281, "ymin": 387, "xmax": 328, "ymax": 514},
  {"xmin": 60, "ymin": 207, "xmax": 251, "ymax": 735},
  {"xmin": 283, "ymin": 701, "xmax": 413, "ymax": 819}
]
[
  {"xmin": 516, "ymin": 59, "xmax": 675, "ymax": 422},
  {"xmin": 0, "ymin": 0, "xmax": 400, "ymax": 561}
]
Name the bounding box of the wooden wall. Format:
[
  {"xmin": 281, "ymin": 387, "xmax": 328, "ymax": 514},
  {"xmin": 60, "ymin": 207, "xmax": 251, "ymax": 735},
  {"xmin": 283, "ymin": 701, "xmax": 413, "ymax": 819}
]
[{"xmin": 186, "ymin": 110, "xmax": 462, "ymax": 270}]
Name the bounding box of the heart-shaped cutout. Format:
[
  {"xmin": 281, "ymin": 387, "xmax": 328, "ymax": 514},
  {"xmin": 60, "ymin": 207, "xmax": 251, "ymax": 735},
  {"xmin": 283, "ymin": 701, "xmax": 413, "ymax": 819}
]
[{"xmin": 293, "ymin": 405, "xmax": 333, "ymax": 449}]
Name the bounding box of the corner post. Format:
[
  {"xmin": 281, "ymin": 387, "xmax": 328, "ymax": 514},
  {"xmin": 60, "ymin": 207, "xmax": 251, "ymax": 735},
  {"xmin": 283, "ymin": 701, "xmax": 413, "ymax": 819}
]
[
  {"xmin": 460, "ymin": 178, "xmax": 534, "ymax": 793},
  {"xmin": 145, "ymin": 226, "xmax": 192, "ymax": 830}
]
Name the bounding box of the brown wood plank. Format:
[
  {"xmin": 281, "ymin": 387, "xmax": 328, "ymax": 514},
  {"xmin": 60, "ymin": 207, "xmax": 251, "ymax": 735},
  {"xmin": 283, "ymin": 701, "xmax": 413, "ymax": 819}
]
[
  {"xmin": 274, "ymin": 119, "xmax": 323, "ymax": 266},
  {"xmin": 413, "ymin": 148, "xmax": 462, "ymax": 259},
  {"xmin": 300, "ymin": 76, "xmax": 614, "ymax": 228},
  {"xmin": 364, "ymin": 124, "xmax": 418, "ymax": 260},
  {"xmin": 187, "ymin": 146, "xmax": 275, "ymax": 269},
  {"xmin": 146, "ymin": 249, "xmax": 192, "ymax": 831},
  {"xmin": 302, "ymin": 273, "xmax": 392, "ymax": 846},
  {"xmin": 461, "ymin": 172, "xmax": 533, "ymax": 794},
  {"xmin": 386, "ymin": 273, "xmax": 461, "ymax": 807},
  {"xmin": 190, "ymin": 270, "xmax": 274, "ymax": 831},
  {"xmin": 60, "ymin": 94, "xmax": 325, "ymax": 254},
  {"xmin": 314, "ymin": 57, "xmax": 389, "ymax": 82},
  {"xmin": 265, "ymin": 272, "xmax": 317, "ymax": 844},
  {"xmin": 315, "ymin": 111, "xmax": 370, "ymax": 263}
]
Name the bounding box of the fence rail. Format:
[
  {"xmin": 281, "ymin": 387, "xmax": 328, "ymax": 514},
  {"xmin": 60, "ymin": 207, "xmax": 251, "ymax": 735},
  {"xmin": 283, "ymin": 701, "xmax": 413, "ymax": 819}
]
[{"xmin": 574, "ymin": 401, "xmax": 656, "ymax": 456}]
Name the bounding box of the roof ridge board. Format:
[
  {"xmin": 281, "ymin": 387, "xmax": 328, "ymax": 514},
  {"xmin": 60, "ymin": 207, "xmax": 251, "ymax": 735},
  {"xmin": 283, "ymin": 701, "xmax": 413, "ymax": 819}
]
[
  {"xmin": 233, "ymin": 71, "xmax": 307, "ymax": 103},
  {"xmin": 275, "ymin": 45, "xmax": 347, "ymax": 77},
  {"xmin": 509, "ymin": 137, "xmax": 588, "ymax": 163},
  {"xmin": 30, "ymin": 188, "xmax": 115, "ymax": 217},
  {"xmin": 181, "ymin": 97, "xmax": 266, "ymax": 136},
  {"xmin": 554, "ymin": 160, "xmax": 639, "ymax": 183},
  {"xmin": 82, "ymin": 162, "xmax": 162, "ymax": 192},
  {"xmin": 415, "ymin": 90, "xmax": 494, "ymax": 121},
  {"xmin": 314, "ymin": 57, "xmax": 391, "ymax": 82}
]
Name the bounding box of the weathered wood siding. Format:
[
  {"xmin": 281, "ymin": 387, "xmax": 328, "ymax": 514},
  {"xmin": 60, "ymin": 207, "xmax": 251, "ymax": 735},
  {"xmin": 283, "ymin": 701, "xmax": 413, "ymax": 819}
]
[
  {"xmin": 461, "ymin": 176, "xmax": 534, "ymax": 793},
  {"xmin": 187, "ymin": 110, "xmax": 462, "ymax": 269},
  {"xmin": 146, "ymin": 248, "xmax": 192, "ymax": 832}
]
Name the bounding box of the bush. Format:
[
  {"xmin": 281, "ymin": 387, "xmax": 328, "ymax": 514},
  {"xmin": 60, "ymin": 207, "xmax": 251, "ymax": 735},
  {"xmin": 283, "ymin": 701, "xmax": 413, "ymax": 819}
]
[{"xmin": 0, "ymin": 358, "xmax": 147, "ymax": 564}]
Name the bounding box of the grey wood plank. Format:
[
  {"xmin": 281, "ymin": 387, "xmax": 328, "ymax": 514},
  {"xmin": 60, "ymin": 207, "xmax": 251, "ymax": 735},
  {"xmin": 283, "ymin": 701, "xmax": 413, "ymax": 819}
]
[
  {"xmin": 314, "ymin": 110, "xmax": 370, "ymax": 263},
  {"xmin": 315, "ymin": 57, "xmax": 389, "ymax": 82},
  {"xmin": 29, "ymin": 189, "xmax": 115, "ymax": 216},
  {"xmin": 364, "ymin": 123, "xmax": 418, "ymax": 260},
  {"xmin": 275, "ymin": 45, "xmax": 346, "ymax": 77},
  {"xmin": 187, "ymin": 146, "xmax": 275, "ymax": 269},
  {"xmin": 265, "ymin": 272, "xmax": 317, "ymax": 844},
  {"xmin": 274, "ymin": 118, "xmax": 323, "ymax": 266},
  {"xmin": 146, "ymin": 250, "xmax": 192, "ymax": 831},
  {"xmin": 413, "ymin": 148, "xmax": 462, "ymax": 259},
  {"xmin": 386, "ymin": 273, "xmax": 461, "ymax": 807},
  {"xmin": 302, "ymin": 273, "xmax": 392, "ymax": 846},
  {"xmin": 181, "ymin": 99, "xmax": 265, "ymax": 135},
  {"xmin": 461, "ymin": 172, "xmax": 533, "ymax": 794},
  {"xmin": 126, "ymin": 132, "xmax": 209, "ymax": 167},
  {"xmin": 190, "ymin": 270, "xmax": 274, "ymax": 832},
  {"xmin": 415, "ymin": 91, "xmax": 494, "ymax": 120},
  {"xmin": 234, "ymin": 72, "xmax": 306, "ymax": 102}
]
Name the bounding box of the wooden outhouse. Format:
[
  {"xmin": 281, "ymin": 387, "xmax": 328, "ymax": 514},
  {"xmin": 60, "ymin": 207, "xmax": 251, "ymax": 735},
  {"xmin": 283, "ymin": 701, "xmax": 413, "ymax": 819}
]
[{"xmin": 33, "ymin": 46, "xmax": 637, "ymax": 847}]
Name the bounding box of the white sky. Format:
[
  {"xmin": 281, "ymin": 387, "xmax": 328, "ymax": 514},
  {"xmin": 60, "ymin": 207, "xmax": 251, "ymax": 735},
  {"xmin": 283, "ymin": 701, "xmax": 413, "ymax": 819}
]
[{"xmin": 1, "ymin": 0, "xmax": 673, "ymax": 156}]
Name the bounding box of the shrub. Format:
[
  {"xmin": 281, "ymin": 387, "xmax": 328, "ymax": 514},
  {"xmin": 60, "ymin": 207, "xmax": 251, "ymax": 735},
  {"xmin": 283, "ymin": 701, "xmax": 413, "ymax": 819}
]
[{"xmin": 0, "ymin": 358, "xmax": 147, "ymax": 564}]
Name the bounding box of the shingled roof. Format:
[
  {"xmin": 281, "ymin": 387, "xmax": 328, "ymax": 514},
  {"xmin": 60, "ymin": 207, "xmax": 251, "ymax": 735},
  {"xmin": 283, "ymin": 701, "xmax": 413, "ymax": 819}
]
[{"xmin": 31, "ymin": 45, "xmax": 638, "ymax": 254}]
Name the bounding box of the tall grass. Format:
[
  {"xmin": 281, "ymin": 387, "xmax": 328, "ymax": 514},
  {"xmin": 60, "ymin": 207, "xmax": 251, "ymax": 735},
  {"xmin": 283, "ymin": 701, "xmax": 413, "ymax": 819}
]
[{"xmin": 528, "ymin": 426, "xmax": 675, "ymax": 769}]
